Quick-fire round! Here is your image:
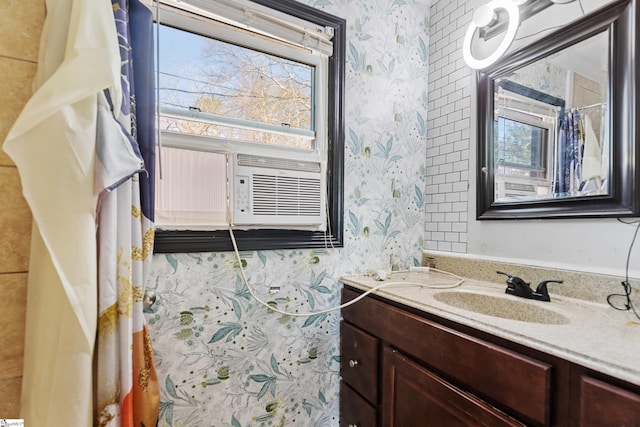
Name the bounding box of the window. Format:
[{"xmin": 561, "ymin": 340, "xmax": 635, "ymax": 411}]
[
  {"xmin": 152, "ymin": 0, "xmax": 345, "ymax": 253},
  {"xmin": 493, "ymin": 109, "xmax": 554, "ymax": 200},
  {"xmin": 493, "ymin": 83, "xmax": 561, "ymax": 201},
  {"xmin": 494, "ymin": 110, "xmax": 551, "ymax": 180}
]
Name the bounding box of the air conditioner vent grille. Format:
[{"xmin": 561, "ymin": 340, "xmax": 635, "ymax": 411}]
[
  {"xmin": 238, "ymin": 153, "xmax": 320, "ymax": 173},
  {"xmin": 252, "ymin": 174, "xmax": 322, "ymax": 216},
  {"xmin": 505, "ymin": 182, "xmax": 536, "ymax": 192}
]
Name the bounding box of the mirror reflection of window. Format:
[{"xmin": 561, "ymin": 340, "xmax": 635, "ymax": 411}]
[
  {"xmin": 494, "ymin": 88, "xmax": 559, "ymax": 201},
  {"xmin": 494, "ymin": 112, "xmax": 551, "ymax": 201},
  {"xmin": 492, "ymin": 30, "xmax": 609, "ymax": 203},
  {"xmin": 495, "ymin": 116, "xmax": 546, "ymax": 173}
]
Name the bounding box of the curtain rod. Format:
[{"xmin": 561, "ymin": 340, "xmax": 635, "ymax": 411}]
[{"xmin": 577, "ymin": 102, "xmax": 607, "ymax": 110}]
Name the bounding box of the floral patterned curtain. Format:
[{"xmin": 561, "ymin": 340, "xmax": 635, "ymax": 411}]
[{"xmin": 95, "ymin": 0, "xmax": 159, "ymax": 425}]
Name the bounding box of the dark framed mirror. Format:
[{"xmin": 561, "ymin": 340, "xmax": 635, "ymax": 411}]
[{"xmin": 476, "ymin": 0, "xmax": 639, "ymax": 219}]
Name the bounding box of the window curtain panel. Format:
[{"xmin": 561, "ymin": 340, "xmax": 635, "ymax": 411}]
[{"xmin": 2, "ymin": 0, "xmax": 158, "ymax": 425}]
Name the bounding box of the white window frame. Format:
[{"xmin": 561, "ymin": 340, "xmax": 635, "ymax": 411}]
[
  {"xmin": 154, "ymin": 0, "xmax": 331, "ymax": 231},
  {"xmin": 495, "ymin": 107, "xmax": 555, "ymax": 174}
]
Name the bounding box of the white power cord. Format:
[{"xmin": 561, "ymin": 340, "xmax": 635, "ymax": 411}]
[{"xmin": 228, "ymin": 225, "xmax": 465, "ymax": 317}]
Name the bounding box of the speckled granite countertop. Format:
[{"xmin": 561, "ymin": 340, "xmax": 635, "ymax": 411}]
[{"xmin": 340, "ymin": 270, "xmax": 640, "ymax": 387}]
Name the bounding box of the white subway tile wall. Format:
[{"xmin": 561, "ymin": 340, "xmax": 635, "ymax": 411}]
[{"xmin": 425, "ymin": 0, "xmax": 473, "ymax": 253}]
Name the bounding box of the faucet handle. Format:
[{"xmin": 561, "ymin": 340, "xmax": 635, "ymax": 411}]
[
  {"xmin": 496, "ymin": 271, "xmax": 529, "ymax": 288},
  {"xmin": 496, "ymin": 271, "xmax": 511, "ymax": 280},
  {"xmin": 497, "ymin": 271, "xmax": 536, "ymax": 300},
  {"xmin": 535, "ymin": 279, "xmax": 563, "ymax": 300}
]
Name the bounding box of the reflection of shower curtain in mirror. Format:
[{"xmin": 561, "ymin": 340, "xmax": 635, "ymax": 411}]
[
  {"xmin": 582, "ymin": 104, "xmax": 608, "ymax": 194},
  {"xmin": 553, "ymin": 108, "xmax": 606, "ymax": 197},
  {"xmin": 581, "ymin": 114, "xmax": 603, "ymax": 188},
  {"xmin": 554, "ymin": 110, "xmax": 584, "ymax": 196}
]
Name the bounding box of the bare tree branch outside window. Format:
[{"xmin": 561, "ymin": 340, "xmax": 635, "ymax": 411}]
[{"xmin": 158, "ymin": 24, "xmax": 314, "ymax": 150}]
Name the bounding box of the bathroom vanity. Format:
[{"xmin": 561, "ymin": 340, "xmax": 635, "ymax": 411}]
[{"xmin": 339, "ymin": 272, "xmax": 640, "ymax": 427}]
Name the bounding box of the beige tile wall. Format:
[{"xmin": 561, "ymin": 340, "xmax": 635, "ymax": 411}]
[{"xmin": 0, "ymin": 0, "xmax": 45, "ymax": 417}]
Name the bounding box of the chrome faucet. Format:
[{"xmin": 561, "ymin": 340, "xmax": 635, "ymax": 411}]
[{"xmin": 496, "ymin": 271, "xmax": 563, "ymax": 302}]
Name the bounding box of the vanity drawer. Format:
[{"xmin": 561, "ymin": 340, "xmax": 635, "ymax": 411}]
[
  {"xmin": 341, "ymin": 321, "xmax": 378, "ymax": 404},
  {"xmin": 577, "ymin": 375, "xmax": 640, "ymax": 427},
  {"xmin": 342, "ymin": 287, "xmax": 553, "ymax": 426},
  {"xmin": 340, "ymin": 381, "xmax": 377, "ymax": 427},
  {"xmin": 381, "ymin": 346, "xmax": 526, "ymax": 427}
]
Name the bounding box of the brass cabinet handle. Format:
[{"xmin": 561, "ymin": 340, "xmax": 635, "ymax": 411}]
[
  {"xmin": 348, "ymin": 359, "xmax": 358, "ymax": 368},
  {"xmin": 348, "ymin": 424, "xmax": 358, "ymax": 427}
]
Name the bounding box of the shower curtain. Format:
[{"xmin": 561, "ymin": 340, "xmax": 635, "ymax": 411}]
[
  {"xmin": 554, "ymin": 109, "xmax": 584, "ymax": 196},
  {"xmin": 2, "ymin": 0, "xmax": 158, "ymax": 425},
  {"xmin": 553, "ymin": 108, "xmax": 606, "ymax": 196},
  {"xmin": 95, "ymin": 1, "xmax": 159, "ymax": 426}
]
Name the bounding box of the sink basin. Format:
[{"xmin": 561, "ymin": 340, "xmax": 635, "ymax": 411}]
[{"xmin": 433, "ymin": 291, "xmax": 570, "ymax": 325}]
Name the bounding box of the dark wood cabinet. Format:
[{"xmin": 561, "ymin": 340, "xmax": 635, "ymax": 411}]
[
  {"xmin": 341, "ymin": 321, "xmax": 378, "ymax": 405},
  {"xmin": 572, "ymin": 371, "xmax": 640, "ymax": 427},
  {"xmin": 340, "ymin": 285, "xmax": 640, "ymax": 427},
  {"xmin": 381, "ymin": 346, "xmax": 525, "ymax": 427},
  {"xmin": 340, "ymin": 381, "xmax": 377, "ymax": 427}
]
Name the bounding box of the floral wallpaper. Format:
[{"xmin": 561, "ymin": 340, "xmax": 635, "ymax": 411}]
[
  {"xmin": 507, "ymin": 60, "xmax": 568, "ymax": 100},
  {"xmin": 146, "ymin": 0, "xmax": 430, "ymax": 426}
]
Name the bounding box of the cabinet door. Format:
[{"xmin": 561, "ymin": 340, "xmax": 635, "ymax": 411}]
[
  {"xmin": 341, "ymin": 321, "xmax": 379, "ymax": 404},
  {"xmin": 578, "ymin": 375, "xmax": 640, "ymax": 427},
  {"xmin": 341, "ymin": 381, "xmax": 377, "ymax": 427},
  {"xmin": 381, "ymin": 347, "xmax": 526, "ymax": 427}
]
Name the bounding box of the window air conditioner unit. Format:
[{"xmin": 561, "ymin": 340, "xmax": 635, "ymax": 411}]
[
  {"xmin": 230, "ymin": 153, "xmax": 327, "ymax": 230},
  {"xmin": 495, "ymin": 176, "xmax": 548, "ymax": 200}
]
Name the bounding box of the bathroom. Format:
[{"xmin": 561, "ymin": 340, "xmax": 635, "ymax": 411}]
[{"xmin": 0, "ymin": 0, "xmax": 638, "ymax": 425}]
